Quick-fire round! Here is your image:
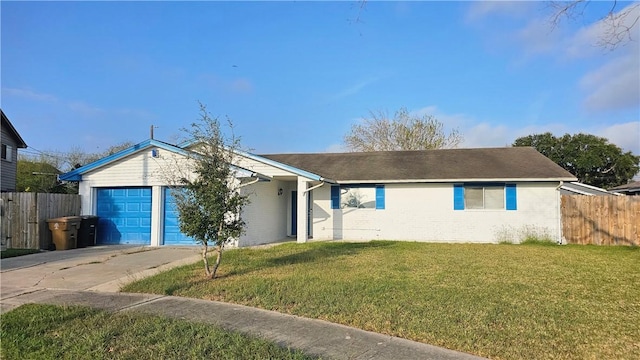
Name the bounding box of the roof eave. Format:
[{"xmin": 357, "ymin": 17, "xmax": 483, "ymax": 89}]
[
  {"xmin": 59, "ymin": 139, "xmax": 190, "ymax": 181},
  {"xmin": 1, "ymin": 110, "xmax": 27, "ymax": 148},
  {"xmin": 237, "ymin": 150, "xmax": 324, "ymax": 181},
  {"xmin": 334, "ymin": 177, "xmax": 578, "ymax": 184}
]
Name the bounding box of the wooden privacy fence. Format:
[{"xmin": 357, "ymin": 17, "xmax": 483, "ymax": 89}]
[
  {"xmin": 0, "ymin": 192, "xmax": 81, "ymax": 250},
  {"xmin": 561, "ymin": 195, "xmax": 639, "ymax": 246}
]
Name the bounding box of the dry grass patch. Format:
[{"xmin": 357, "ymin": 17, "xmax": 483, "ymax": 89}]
[{"xmin": 123, "ymin": 241, "xmax": 640, "ymax": 360}]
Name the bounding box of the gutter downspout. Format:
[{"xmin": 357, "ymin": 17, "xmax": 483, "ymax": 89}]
[
  {"xmin": 238, "ymin": 176, "xmax": 260, "ymax": 188},
  {"xmin": 303, "ymin": 181, "xmax": 325, "ymax": 194},
  {"xmin": 555, "ymin": 181, "xmax": 564, "ymax": 244}
]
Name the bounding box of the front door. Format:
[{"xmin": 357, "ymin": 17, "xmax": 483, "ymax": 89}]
[{"xmin": 291, "ymin": 191, "xmax": 312, "ymax": 237}]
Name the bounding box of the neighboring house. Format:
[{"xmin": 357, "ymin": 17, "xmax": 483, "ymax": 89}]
[
  {"xmin": 60, "ymin": 141, "xmax": 577, "ymax": 247},
  {"xmin": 608, "ymin": 181, "xmax": 640, "ymax": 196},
  {"xmin": 559, "ymin": 182, "xmax": 619, "ymax": 196},
  {"xmin": 1, "ymin": 110, "xmax": 28, "ymax": 192}
]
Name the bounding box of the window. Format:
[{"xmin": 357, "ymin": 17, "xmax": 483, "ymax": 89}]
[
  {"xmin": 1, "ymin": 144, "xmax": 12, "ymax": 162},
  {"xmin": 454, "ymin": 183, "xmax": 517, "ymax": 210},
  {"xmin": 331, "ymin": 185, "xmax": 385, "ymax": 210},
  {"xmin": 465, "ymin": 186, "xmax": 504, "ymax": 209}
]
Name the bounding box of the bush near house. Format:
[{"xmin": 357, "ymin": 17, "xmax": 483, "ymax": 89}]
[{"xmin": 124, "ymin": 241, "xmax": 640, "ymax": 360}]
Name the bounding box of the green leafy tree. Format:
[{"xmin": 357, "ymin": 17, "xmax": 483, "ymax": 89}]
[
  {"xmin": 17, "ymin": 159, "xmax": 64, "ymax": 193},
  {"xmin": 170, "ymin": 105, "xmax": 249, "ymax": 279},
  {"xmin": 344, "ymin": 107, "xmax": 462, "ymax": 151},
  {"xmin": 513, "ymin": 132, "xmax": 639, "ymax": 188}
]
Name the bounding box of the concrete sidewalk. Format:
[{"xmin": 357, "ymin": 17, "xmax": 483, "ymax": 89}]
[
  {"xmin": 2, "ymin": 288, "xmax": 484, "ymax": 360},
  {"xmin": 1, "ymin": 246, "xmax": 485, "ymax": 360}
]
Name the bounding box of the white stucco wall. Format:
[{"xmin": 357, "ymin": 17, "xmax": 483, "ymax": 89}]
[
  {"xmin": 77, "ymin": 148, "xmax": 300, "ymax": 247},
  {"xmin": 75, "ymin": 147, "xmax": 564, "ymax": 246},
  {"xmin": 77, "ymin": 150, "xmax": 188, "ymax": 214},
  {"xmin": 239, "ymin": 179, "xmax": 292, "ymax": 247},
  {"xmin": 311, "ymin": 182, "xmax": 562, "ymax": 243}
]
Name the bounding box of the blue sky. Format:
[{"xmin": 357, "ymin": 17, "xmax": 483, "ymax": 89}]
[{"xmin": 2, "ymin": 1, "xmax": 638, "ymax": 162}]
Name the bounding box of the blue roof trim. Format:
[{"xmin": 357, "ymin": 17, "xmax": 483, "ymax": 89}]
[
  {"xmin": 236, "ymin": 150, "xmax": 324, "ymax": 181},
  {"xmin": 180, "ymin": 141, "xmax": 323, "ymax": 181},
  {"xmin": 60, "ymin": 139, "xmax": 272, "ymax": 182},
  {"xmin": 179, "ymin": 140, "xmax": 323, "ymax": 181},
  {"xmin": 59, "ymin": 139, "xmax": 190, "ymax": 181}
]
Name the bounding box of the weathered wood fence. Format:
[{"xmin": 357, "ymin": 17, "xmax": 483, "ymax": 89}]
[
  {"xmin": 0, "ymin": 192, "xmax": 81, "ymax": 250},
  {"xmin": 561, "ymin": 195, "xmax": 639, "ymax": 246}
]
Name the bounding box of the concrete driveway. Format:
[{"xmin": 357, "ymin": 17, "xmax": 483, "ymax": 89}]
[{"xmin": 1, "ymin": 245, "xmax": 201, "ymax": 313}]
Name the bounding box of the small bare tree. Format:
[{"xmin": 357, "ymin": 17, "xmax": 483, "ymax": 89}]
[
  {"xmin": 548, "ymin": 1, "xmax": 639, "ymax": 50},
  {"xmin": 170, "ymin": 104, "xmax": 249, "ymax": 279},
  {"xmin": 344, "ymin": 107, "xmax": 462, "ymax": 152}
]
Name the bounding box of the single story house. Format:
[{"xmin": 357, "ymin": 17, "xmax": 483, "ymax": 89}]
[
  {"xmin": 559, "ymin": 182, "xmax": 619, "ymax": 196},
  {"xmin": 1, "ymin": 110, "xmax": 28, "ymax": 192},
  {"xmin": 60, "ymin": 140, "xmax": 577, "ymax": 246},
  {"xmin": 609, "ymin": 181, "xmax": 640, "ymax": 196}
]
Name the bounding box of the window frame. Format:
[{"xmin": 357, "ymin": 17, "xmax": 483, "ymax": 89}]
[
  {"xmin": 331, "ymin": 184, "xmax": 385, "ymax": 210},
  {"xmin": 1, "ymin": 144, "xmax": 12, "ymax": 162},
  {"xmin": 454, "ymin": 183, "xmax": 517, "ymax": 211}
]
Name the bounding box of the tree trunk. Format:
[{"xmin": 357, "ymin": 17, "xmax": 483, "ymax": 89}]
[
  {"xmin": 210, "ymin": 244, "xmax": 223, "ymax": 279},
  {"xmin": 202, "ymin": 242, "xmax": 212, "ymax": 277}
]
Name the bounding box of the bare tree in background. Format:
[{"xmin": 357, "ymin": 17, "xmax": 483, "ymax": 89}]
[
  {"xmin": 343, "ymin": 107, "xmax": 462, "ymax": 152},
  {"xmin": 548, "ymin": 0, "xmax": 639, "ymax": 49}
]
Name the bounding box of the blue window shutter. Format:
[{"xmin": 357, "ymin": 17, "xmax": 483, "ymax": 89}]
[
  {"xmin": 505, "ymin": 184, "xmax": 517, "ymax": 210},
  {"xmin": 453, "ymin": 184, "xmax": 464, "ymax": 210},
  {"xmin": 375, "ymin": 185, "xmax": 385, "ymax": 210},
  {"xmin": 331, "ymin": 185, "xmax": 340, "ymax": 209}
]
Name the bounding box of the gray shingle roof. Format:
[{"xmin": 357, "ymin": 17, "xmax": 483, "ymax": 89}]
[
  {"xmin": 609, "ymin": 181, "xmax": 640, "ymax": 193},
  {"xmin": 260, "ymin": 147, "xmax": 577, "ymax": 182}
]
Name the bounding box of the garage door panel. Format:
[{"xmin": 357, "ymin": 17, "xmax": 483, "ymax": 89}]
[
  {"xmin": 163, "ymin": 187, "xmax": 195, "ymax": 245},
  {"xmin": 96, "ymin": 187, "xmax": 152, "ymax": 245}
]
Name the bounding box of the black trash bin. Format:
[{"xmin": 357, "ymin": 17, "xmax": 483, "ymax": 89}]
[{"xmin": 78, "ymin": 216, "xmax": 99, "ymax": 247}]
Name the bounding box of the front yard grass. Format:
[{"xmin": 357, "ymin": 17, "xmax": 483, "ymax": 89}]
[
  {"xmin": 123, "ymin": 241, "xmax": 640, "ymax": 360},
  {"xmin": 0, "ymin": 304, "xmax": 313, "ymax": 360}
]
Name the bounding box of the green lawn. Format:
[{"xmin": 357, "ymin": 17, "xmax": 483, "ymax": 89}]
[
  {"xmin": 0, "ymin": 304, "xmax": 314, "ymax": 360},
  {"xmin": 123, "ymin": 241, "xmax": 640, "ymax": 360},
  {"xmin": 1, "ymin": 248, "xmax": 40, "ymax": 259}
]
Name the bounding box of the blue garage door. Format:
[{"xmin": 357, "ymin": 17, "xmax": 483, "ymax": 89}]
[
  {"xmin": 96, "ymin": 187, "xmax": 152, "ymax": 245},
  {"xmin": 163, "ymin": 187, "xmax": 195, "ymax": 245}
]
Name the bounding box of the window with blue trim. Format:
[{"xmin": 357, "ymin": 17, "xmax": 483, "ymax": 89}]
[
  {"xmin": 331, "ymin": 185, "xmax": 385, "ymax": 210},
  {"xmin": 454, "ymin": 183, "xmax": 516, "ymax": 210}
]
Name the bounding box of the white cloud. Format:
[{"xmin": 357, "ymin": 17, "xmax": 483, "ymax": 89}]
[
  {"xmin": 461, "ymin": 122, "xmax": 512, "ymax": 148},
  {"xmin": 580, "ymin": 52, "xmax": 640, "ymax": 111},
  {"xmin": 593, "ymin": 121, "xmax": 640, "ymax": 154},
  {"xmin": 515, "ymin": 17, "xmax": 562, "ymax": 57},
  {"xmin": 3, "ymin": 87, "xmax": 58, "ymax": 102},
  {"xmin": 333, "ymin": 76, "xmax": 383, "ymax": 100},
  {"xmin": 467, "ymin": 2, "xmax": 640, "ymax": 113},
  {"xmin": 566, "ymin": 3, "xmax": 640, "ymax": 58},
  {"xmin": 325, "ymin": 143, "xmax": 347, "ymax": 153},
  {"xmin": 68, "ymin": 101, "xmax": 105, "ymax": 117}
]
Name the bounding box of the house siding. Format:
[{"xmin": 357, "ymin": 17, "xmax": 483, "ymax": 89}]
[
  {"xmin": 311, "ymin": 182, "xmax": 561, "ymax": 243},
  {"xmin": 77, "ymin": 148, "xmax": 302, "ymax": 247},
  {"xmin": 1, "ymin": 128, "xmax": 19, "ymax": 192},
  {"xmin": 71, "ymin": 143, "xmax": 567, "ymax": 247}
]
